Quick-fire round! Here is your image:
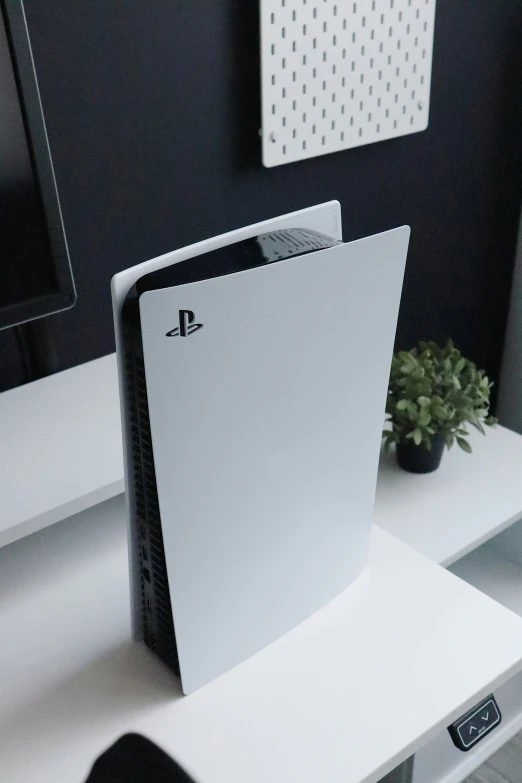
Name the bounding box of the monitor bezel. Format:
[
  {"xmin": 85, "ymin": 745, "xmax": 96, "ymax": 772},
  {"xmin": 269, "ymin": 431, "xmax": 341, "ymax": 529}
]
[{"xmin": 0, "ymin": 0, "xmax": 76, "ymax": 330}]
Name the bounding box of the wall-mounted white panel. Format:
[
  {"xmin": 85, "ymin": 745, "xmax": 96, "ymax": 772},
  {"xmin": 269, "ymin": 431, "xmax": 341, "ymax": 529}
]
[{"xmin": 260, "ymin": 0, "xmax": 436, "ymax": 167}]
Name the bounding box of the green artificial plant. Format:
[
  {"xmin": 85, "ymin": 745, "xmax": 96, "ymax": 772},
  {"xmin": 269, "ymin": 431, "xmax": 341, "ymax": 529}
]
[{"xmin": 383, "ymin": 340, "xmax": 497, "ymax": 454}]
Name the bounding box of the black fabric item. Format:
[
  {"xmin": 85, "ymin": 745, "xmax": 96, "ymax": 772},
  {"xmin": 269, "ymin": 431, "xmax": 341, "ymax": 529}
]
[{"xmin": 84, "ymin": 734, "xmax": 197, "ymax": 783}]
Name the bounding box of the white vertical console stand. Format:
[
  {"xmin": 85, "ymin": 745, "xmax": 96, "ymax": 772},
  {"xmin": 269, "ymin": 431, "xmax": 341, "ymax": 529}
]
[{"xmin": 112, "ymin": 202, "xmax": 410, "ymax": 693}]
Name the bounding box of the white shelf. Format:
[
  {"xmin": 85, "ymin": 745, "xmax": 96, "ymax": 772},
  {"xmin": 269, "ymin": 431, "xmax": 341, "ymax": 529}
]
[
  {"xmin": 375, "ymin": 425, "xmax": 522, "ymax": 566},
  {"xmin": 449, "ymin": 544, "xmax": 522, "ymax": 617},
  {"xmin": 3, "ymin": 503, "xmax": 522, "ymax": 783},
  {"xmin": 0, "ymin": 353, "xmax": 124, "ymax": 547},
  {"xmin": 413, "ymin": 544, "xmax": 522, "ymax": 783}
]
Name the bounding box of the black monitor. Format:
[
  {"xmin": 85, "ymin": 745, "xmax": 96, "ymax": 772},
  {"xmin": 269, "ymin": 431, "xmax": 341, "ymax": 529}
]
[{"xmin": 0, "ymin": 0, "xmax": 75, "ymax": 332}]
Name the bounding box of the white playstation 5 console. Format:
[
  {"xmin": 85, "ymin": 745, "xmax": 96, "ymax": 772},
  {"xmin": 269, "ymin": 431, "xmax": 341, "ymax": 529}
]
[{"xmin": 112, "ymin": 202, "xmax": 409, "ymax": 694}]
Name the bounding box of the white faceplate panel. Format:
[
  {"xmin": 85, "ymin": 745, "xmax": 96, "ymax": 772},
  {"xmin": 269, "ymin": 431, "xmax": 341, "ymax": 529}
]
[{"xmin": 260, "ymin": 0, "xmax": 436, "ymax": 167}]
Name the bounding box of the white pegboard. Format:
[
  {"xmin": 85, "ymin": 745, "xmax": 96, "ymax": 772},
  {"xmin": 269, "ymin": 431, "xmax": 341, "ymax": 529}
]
[{"xmin": 260, "ymin": 0, "xmax": 436, "ymax": 167}]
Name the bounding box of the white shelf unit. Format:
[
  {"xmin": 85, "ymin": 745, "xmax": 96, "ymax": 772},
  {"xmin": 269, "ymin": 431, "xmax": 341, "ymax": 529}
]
[
  {"xmin": 412, "ymin": 528, "xmax": 522, "ymax": 783},
  {"xmin": 403, "ymin": 513, "xmax": 522, "ymax": 782},
  {"xmin": 377, "ymin": 430, "xmax": 522, "ymax": 783},
  {"xmin": 449, "ymin": 540, "xmax": 522, "ymax": 617},
  {"xmin": 375, "ymin": 425, "xmax": 522, "ymax": 567},
  {"xmin": 0, "ymin": 353, "xmax": 123, "ymax": 547}
]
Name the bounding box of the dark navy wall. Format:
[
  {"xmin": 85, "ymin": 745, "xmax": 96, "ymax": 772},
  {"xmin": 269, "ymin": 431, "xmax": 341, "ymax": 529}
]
[{"xmin": 1, "ymin": 0, "xmax": 521, "ymax": 391}]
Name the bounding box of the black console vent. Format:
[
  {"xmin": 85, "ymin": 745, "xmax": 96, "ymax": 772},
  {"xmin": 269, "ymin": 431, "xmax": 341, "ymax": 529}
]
[
  {"xmin": 134, "ymin": 228, "xmax": 341, "ymax": 295},
  {"xmin": 123, "ymin": 325, "xmax": 179, "ymax": 676}
]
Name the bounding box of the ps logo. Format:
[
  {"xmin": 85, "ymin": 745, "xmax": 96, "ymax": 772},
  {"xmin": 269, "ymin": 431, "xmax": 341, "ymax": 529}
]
[{"xmin": 166, "ymin": 310, "xmax": 203, "ymax": 337}]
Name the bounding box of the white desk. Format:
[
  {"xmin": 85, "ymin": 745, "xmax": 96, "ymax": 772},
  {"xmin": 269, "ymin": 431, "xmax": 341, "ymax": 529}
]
[{"xmin": 3, "ymin": 496, "xmax": 522, "ymax": 783}]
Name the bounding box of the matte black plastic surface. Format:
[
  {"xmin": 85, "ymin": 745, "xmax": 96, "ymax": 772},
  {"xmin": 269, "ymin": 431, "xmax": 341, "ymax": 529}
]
[
  {"xmin": 448, "ymin": 694, "xmax": 502, "ymax": 752},
  {"xmin": 85, "ymin": 734, "xmax": 195, "ymax": 783}
]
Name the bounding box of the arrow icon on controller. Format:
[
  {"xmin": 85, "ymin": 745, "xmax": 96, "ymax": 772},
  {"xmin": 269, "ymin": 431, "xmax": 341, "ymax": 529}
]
[{"xmin": 482, "ymin": 712, "xmax": 489, "ymax": 721}]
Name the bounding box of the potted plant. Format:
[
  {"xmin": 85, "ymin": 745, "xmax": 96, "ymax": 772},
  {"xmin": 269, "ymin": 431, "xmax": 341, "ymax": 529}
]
[{"xmin": 383, "ymin": 340, "xmax": 497, "ymax": 474}]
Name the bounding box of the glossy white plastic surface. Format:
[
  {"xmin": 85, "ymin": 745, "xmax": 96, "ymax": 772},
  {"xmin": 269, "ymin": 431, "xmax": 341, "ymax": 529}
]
[{"xmin": 139, "ymin": 224, "xmax": 409, "ymax": 692}]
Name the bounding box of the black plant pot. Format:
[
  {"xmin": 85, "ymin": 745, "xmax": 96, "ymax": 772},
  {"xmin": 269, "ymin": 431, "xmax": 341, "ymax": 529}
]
[{"xmin": 396, "ymin": 434, "xmax": 446, "ymax": 474}]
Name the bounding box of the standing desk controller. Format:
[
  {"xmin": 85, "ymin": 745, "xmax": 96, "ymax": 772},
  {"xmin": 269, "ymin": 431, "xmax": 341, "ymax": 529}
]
[{"xmin": 448, "ymin": 694, "xmax": 502, "ymax": 752}]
